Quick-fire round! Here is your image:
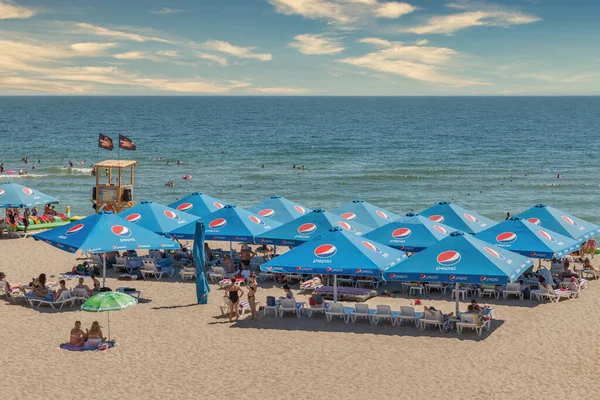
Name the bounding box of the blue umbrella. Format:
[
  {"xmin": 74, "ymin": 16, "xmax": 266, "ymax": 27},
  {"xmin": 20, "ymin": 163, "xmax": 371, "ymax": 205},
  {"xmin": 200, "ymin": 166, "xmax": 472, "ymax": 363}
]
[
  {"xmin": 193, "ymin": 222, "xmax": 210, "ymax": 304},
  {"xmin": 254, "ymin": 208, "xmax": 372, "ymax": 247},
  {"xmin": 247, "ymin": 196, "xmax": 308, "ymax": 224},
  {"xmin": 0, "ymin": 182, "xmax": 59, "ymax": 208},
  {"xmin": 363, "ymin": 212, "xmax": 455, "ymax": 252},
  {"xmin": 170, "ymin": 204, "xmax": 281, "ymax": 243},
  {"xmin": 118, "ymin": 200, "xmax": 199, "ymax": 238},
  {"xmin": 475, "ymin": 217, "xmax": 580, "ymax": 259},
  {"xmin": 331, "ymin": 200, "xmax": 401, "ymax": 229},
  {"xmin": 419, "ymin": 201, "xmax": 496, "ymax": 234},
  {"xmin": 261, "ymin": 227, "xmax": 407, "ymax": 301},
  {"xmin": 383, "ymin": 231, "xmax": 534, "ymax": 313},
  {"xmin": 516, "ymin": 204, "xmax": 600, "ymax": 243},
  {"xmin": 168, "ymin": 192, "xmax": 229, "ymax": 219},
  {"xmin": 33, "ymin": 211, "xmax": 179, "ymax": 286}
]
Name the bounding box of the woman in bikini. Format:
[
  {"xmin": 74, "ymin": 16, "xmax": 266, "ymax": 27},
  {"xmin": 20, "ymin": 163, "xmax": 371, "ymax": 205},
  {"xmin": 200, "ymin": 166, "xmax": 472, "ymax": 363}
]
[
  {"xmin": 31, "ymin": 273, "xmax": 49, "ymax": 298},
  {"xmin": 240, "ymin": 245, "xmax": 254, "ymax": 271},
  {"xmin": 225, "ymin": 279, "xmax": 244, "ymax": 322},
  {"xmin": 86, "ymin": 321, "xmax": 105, "ymax": 341},
  {"xmin": 247, "ymin": 273, "xmax": 258, "ymax": 320},
  {"xmin": 588, "ymin": 238, "xmax": 596, "ymax": 259},
  {"xmin": 69, "ymin": 321, "xmax": 85, "ymax": 347}
]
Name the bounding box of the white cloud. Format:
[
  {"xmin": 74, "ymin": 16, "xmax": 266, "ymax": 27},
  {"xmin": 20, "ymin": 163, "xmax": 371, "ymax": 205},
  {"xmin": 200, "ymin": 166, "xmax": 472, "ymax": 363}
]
[
  {"xmin": 0, "ymin": 1, "xmax": 35, "ymax": 19},
  {"xmin": 156, "ymin": 50, "xmax": 179, "ymax": 57},
  {"xmin": 0, "ymin": 77, "xmax": 91, "ymax": 93},
  {"xmin": 253, "ymin": 86, "xmax": 308, "ymax": 94},
  {"xmin": 267, "ymin": 0, "xmax": 415, "ymax": 24},
  {"xmin": 113, "ymin": 51, "xmax": 154, "ymax": 60},
  {"xmin": 374, "ymin": 2, "xmax": 415, "ymax": 19},
  {"xmin": 70, "ymin": 42, "xmax": 117, "ymax": 55},
  {"xmin": 197, "ymin": 52, "xmax": 229, "ymax": 66},
  {"xmin": 403, "ymin": 3, "xmax": 540, "ymax": 35},
  {"xmin": 151, "ymin": 7, "xmax": 183, "ymax": 15},
  {"xmin": 339, "ymin": 37, "xmax": 487, "ymax": 86},
  {"xmin": 202, "ymin": 40, "xmax": 272, "ymax": 61},
  {"xmin": 515, "ymin": 72, "xmax": 596, "ymax": 84},
  {"xmin": 415, "ymin": 39, "xmax": 428, "ymax": 45},
  {"xmin": 288, "ymin": 34, "xmax": 345, "ymax": 55},
  {"xmin": 73, "ymin": 22, "xmax": 172, "ymax": 43}
]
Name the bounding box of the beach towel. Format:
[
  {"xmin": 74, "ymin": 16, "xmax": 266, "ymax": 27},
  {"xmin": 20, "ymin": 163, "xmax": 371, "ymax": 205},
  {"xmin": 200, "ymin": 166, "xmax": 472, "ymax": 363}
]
[{"xmin": 59, "ymin": 341, "xmax": 117, "ymax": 352}]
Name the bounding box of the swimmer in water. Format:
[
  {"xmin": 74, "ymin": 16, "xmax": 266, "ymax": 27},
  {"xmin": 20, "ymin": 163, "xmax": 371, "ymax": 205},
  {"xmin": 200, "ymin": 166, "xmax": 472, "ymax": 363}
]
[
  {"xmin": 167, "ymin": 161, "xmax": 171, "ymax": 165},
  {"xmin": 261, "ymin": 164, "xmax": 265, "ymax": 168},
  {"xmin": 557, "ymin": 173, "xmax": 561, "ymax": 179},
  {"xmin": 69, "ymin": 160, "xmax": 74, "ymax": 168},
  {"xmin": 293, "ymin": 164, "xmax": 296, "ymax": 169}
]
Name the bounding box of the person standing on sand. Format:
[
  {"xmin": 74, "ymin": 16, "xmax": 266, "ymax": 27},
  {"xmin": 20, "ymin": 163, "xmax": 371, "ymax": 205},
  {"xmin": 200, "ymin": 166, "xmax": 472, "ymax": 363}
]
[
  {"xmin": 240, "ymin": 244, "xmax": 254, "ymax": 271},
  {"xmin": 23, "ymin": 208, "xmax": 30, "ymax": 233},
  {"xmin": 225, "ymin": 279, "xmax": 244, "ymax": 322},
  {"xmin": 247, "ymin": 273, "xmax": 258, "ymax": 320},
  {"xmin": 588, "ymin": 238, "xmax": 596, "ymax": 259}
]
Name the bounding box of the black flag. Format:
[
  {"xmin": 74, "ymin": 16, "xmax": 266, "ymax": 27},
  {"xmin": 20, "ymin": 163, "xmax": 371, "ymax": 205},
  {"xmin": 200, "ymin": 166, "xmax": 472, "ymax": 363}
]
[
  {"xmin": 119, "ymin": 134, "xmax": 137, "ymax": 151},
  {"xmin": 98, "ymin": 134, "xmax": 114, "ymax": 151}
]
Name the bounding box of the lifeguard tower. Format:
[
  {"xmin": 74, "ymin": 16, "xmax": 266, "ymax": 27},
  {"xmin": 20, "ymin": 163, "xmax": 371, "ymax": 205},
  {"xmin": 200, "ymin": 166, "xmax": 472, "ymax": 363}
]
[{"xmin": 91, "ymin": 160, "xmax": 138, "ymax": 213}]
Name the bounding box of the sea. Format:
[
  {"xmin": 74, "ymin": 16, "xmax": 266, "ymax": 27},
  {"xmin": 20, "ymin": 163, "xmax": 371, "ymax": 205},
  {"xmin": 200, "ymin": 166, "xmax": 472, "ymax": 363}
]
[{"xmin": 0, "ymin": 96, "xmax": 598, "ymax": 224}]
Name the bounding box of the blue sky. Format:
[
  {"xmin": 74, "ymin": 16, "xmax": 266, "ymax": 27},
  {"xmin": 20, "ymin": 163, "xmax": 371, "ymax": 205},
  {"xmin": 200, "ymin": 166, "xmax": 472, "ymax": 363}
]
[{"xmin": 0, "ymin": 0, "xmax": 598, "ymax": 95}]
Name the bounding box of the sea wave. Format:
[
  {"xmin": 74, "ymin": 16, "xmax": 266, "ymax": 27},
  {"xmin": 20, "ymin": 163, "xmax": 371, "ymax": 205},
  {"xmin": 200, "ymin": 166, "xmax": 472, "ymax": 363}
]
[{"xmin": 0, "ymin": 174, "xmax": 49, "ymax": 179}]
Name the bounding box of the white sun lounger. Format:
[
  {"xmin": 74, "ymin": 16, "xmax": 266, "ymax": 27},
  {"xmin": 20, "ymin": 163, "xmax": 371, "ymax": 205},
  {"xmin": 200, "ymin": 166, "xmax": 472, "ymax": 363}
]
[
  {"xmin": 179, "ymin": 267, "xmax": 197, "ymax": 281},
  {"xmin": 397, "ymin": 306, "xmax": 421, "ymax": 327},
  {"xmin": 27, "ymin": 290, "xmax": 75, "ymax": 309},
  {"xmin": 219, "ymin": 300, "xmax": 261, "ymax": 318},
  {"xmin": 502, "ymin": 283, "xmax": 524, "ymax": 300},
  {"xmin": 208, "ymin": 267, "xmax": 227, "ymax": 283},
  {"xmin": 305, "ymin": 301, "xmax": 328, "ymax": 317},
  {"xmin": 279, "ymin": 298, "xmax": 304, "ymax": 318},
  {"xmin": 538, "ymin": 287, "xmax": 573, "ymax": 303},
  {"xmin": 140, "ymin": 259, "xmax": 174, "ymax": 280},
  {"xmin": 420, "ymin": 310, "xmax": 443, "ymax": 332},
  {"xmin": 373, "ymin": 305, "xmax": 399, "ymax": 326},
  {"xmin": 325, "ymin": 303, "xmax": 352, "ymax": 323},
  {"xmin": 456, "ymin": 313, "xmax": 489, "ymax": 336},
  {"xmin": 350, "ymin": 303, "xmax": 375, "ymax": 324}
]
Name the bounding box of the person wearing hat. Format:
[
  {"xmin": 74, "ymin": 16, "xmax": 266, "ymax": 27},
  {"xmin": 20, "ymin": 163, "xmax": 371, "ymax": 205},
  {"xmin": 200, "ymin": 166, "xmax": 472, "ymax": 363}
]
[
  {"xmin": 567, "ymin": 276, "xmax": 580, "ymax": 292},
  {"xmin": 240, "ymin": 244, "xmax": 255, "ymax": 271}
]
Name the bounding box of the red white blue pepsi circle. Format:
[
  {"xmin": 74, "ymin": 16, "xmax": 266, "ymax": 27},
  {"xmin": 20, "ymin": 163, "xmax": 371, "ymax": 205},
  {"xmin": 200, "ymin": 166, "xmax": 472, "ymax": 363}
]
[
  {"xmin": 376, "ymin": 210, "xmax": 390, "ymax": 220},
  {"xmin": 164, "ymin": 210, "xmax": 180, "ymax": 220},
  {"xmin": 539, "ymin": 230, "xmax": 557, "ymax": 242},
  {"xmin": 483, "ymin": 247, "xmax": 505, "ymax": 260},
  {"xmin": 433, "ymin": 225, "xmax": 448, "ymax": 235},
  {"xmin": 429, "ymin": 215, "xmax": 445, "ymax": 223},
  {"xmin": 392, "ymin": 227, "xmax": 412, "ymax": 239},
  {"xmin": 356, "ymin": 269, "xmax": 362, "ymax": 273},
  {"xmin": 325, "ymin": 267, "xmax": 332, "ymax": 272},
  {"xmin": 314, "ymin": 244, "xmax": 337, "ymax": 258},
  {"xmin": 296, "ymin": 266, "xmax": 302, "ymax": 271},
  {"xmin": 496, "ymin": 232, "xmax": 517, "ymax": 244},
  {"xmin": 362, "ymin": 240, "xmax": 381, "ymax": 253},
  {"xmin": 340, "ymin": 212, "xmax": 356, "ymax": 221},
  {"xmin": 176, "ymin": 203, "xmax": 193, "ymax": 212},
  {"xmin": 0, "ymin": 189, "xmax": 4, "ymax": 197},
  {"xmin": 449, "ymin": 275, "xmax": 456, "ymax": 280},
  {"xmin": 527, "ymin": 218, "xmax": 541, "ymax": 225},
  {"xmin": 66, "ymin": 223, "xmax": 85, "ymax": 235},
  {"xmin": 480, "ymin": 276, "xmax": 488, "ymax": 282},
  {"xmin": 249, "ymin": 215, "xmax": 264, "ymax": 225},
  {"xmin": 561, "ymin": 215, "xmax": 578, "ymax": 226},
  {"xmin": 419, "ymin": 274, "xmax": 427, "ymax": 279},
  {"xmin": 437, "ymin": 250, "xmax": 461, "ymax": 266},
  {"xmin": 209, "ymin": 218, "xmax": 227, "ymax": 229},
  {"xmin": 338, "ymin": 221, "xmax": 355, "ymax": 232},
  {"xmin": 463, "ymin": 213, "xmax": 479, "ymax": 223},
  {"xmin": 125, "ymin": 213, "xmax": 142, "ymax": 223},
  {"xmin": 21, "ymin": 187, "xmax": 35, "ymax": 196},
  {"xmin": 390, "ymin": 273, "xmax": 396, "ymax": 278},
  {"xmin": 258, "ymin": 209, "xmax": 275, "ymax": 218},
  {"xmin": 294, "ymin": 205, "xmax": 306, "ymax": 214},
  {"xmin": 111, "ymin": 225, "xmax": 132, "ymax": 237},
  {"xmin": 213, "ymin": 202, "xmax": 224, "ymax": 209},
  {"xmin": 297, "ymin": 223, "xmax": 317, "ymax": 234}
]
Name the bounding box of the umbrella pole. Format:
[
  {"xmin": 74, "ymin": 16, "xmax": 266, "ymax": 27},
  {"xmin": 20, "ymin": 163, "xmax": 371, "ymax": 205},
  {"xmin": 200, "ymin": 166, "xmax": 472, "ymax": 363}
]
[
  {"xmin": 107, "ymin": 310, "xmax": 111, "ymax": 342},
  {"xmin": 274, "ymin": 245, "xmax": 277, "ymax": 256},
  {"xmin": 102, "ymin": 254, "xmax": 107, "ymax": 288},
  {"xmin": 333, "ymin": 274, "xmax": 338, "ymax": 303},
  {"xmin": 455, "ymin": 282, "xmax": 459, "ymax": 315}
]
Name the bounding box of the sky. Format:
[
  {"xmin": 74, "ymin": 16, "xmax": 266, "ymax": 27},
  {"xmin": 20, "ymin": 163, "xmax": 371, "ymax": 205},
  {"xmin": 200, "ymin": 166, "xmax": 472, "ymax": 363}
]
[{"xmin": 0, "ymin": 0, "xmax": 598, "ymax": 95}]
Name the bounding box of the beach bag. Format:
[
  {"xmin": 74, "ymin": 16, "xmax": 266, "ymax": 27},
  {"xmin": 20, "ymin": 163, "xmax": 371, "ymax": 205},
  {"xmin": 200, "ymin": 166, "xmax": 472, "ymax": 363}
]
[
  {"xmin": 266, "ymin": 296, "xmax": 276, "ymax": 307},
  {"xmin": 309, "ymin": 297, "xmax": 316, "ymax": 306}
]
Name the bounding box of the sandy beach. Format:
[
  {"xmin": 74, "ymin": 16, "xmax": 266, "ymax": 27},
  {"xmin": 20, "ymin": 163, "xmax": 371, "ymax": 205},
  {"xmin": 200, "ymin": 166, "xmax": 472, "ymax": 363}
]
[{"xmin": 1, "ymin": 238, "xmax": 600, "ymax": 400}]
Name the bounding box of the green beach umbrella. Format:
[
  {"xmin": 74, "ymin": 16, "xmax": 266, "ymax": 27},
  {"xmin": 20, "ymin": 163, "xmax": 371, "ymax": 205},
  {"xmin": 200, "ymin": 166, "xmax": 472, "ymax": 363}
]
[{"xmin": 81, "ymin": 291, "xmax": 137, "ymax": 341}]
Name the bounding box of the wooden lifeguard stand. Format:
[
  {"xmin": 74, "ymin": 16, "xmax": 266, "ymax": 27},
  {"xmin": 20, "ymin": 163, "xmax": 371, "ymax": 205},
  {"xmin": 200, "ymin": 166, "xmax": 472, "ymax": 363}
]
[{"xmin": 91, "ymin": 160, "xmax": 138, "ymax": 214}]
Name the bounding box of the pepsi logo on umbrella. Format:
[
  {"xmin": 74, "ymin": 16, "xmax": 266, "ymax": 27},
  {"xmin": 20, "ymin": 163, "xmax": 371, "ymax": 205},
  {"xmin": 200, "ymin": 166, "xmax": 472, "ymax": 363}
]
[
  {"xmin": 209, "ymin": 218, "xmax": 227, "ymax": 229},
  {"xmin": 392, "ymin": 227, "xmax": 411, "ymax": 239},
  {"xmin": 177, "ymin": 203, "xmax": 193, "ymax": 212},
  {"xmin": 483, "ymin": 247, "xmax": 506, "ymax": 260},
  {"xmin": 527, "ymin": 218, "xmax": 541, "ymax": 225},
  {"xmin": 297, "ymin": 223, "xmax": 317, "ymax": 234},
  {"xmin": 429, "ymin": 215, "xmax": 445, "ymax": 223},
  {"xmin": 539, "ymin": 230, "xmax": 557, "ymax": 242},
  {"xmin": 340, "ymin": 212, "xmax": 356, "ymax": 221},
  {"xmin": 164, "ymin": 210, "xmax": 180, "ymax": 220},
  {"xmin": 213, "ymin": 202, "xmax": 224, "ymax": 209},
  {"xmin": 362, "ymin": 240, "xmax": 381, "ymax": 253},
  {"xmin": 437, "ymin": 250, "xmax": 461, "ymax": 266},
  {"xmin": 314, "ymin": 244, "xmax": 337, "ymax": 258},
  {"xmin": 249, "ymin": 215, "xmax": 264, "ymax": 225},
  {"xmin": 433, "ymin": 225, "xmax": 448, "ymax": 235},
  {"xmin": 21, "ymin": 187, "xmax": 35, "ymax": 196},
  {"xmin": 125, "ymin": 213, "xmax": 142, "ymax": 223},
  {"xmin": 258, "ymin": 209, "xmax": 275, "ymax": 218},
  {"xmin": 376, "ymin": 210, "xmax": 391, "ymax": 220},
  {"xmin": 294, "ymin": 205, "xmax": 306, "ymax": 215},
  {"xmin": 338, "ymin": 221, "xmax": 356, "ymax": 232},
  {"xmin": 111, "ymin": 225, "xmax": 132, "ymax": 237},
  {"xmin": 66, "ymin": 223, "xmax": 85, "ymax": 235},
  {"xmin": 561, "ymin": 215, "xmax": 579, "ymax": 226},
  {"xmin": 496, "ymin": 232, "xmax": 517, "ymax": 244}
]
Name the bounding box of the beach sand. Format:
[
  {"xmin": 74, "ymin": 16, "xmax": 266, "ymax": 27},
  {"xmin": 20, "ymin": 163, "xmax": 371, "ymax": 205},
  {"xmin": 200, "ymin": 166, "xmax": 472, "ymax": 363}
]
[{"xmin": 1, "ymin": 238, "xmax": 600, "ymax": 400}]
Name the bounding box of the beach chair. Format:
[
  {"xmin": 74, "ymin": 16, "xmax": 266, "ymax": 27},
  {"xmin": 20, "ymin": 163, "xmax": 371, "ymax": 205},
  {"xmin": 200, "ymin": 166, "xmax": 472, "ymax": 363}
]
[
  {"xmin": 258, "ymin": 271, "xmax": 275, "ymax": 282},
  {"xmin": 397, "ymin": 306, "xmax": 420, "ymax": 327},
  {"xmin": 284, "ymin": 273, "xmax": 303, "ymax": 284},
  {"xmin": 337, "ymin": 276, "xmax": 355, "ymax": 287},
  {"xmin": 305, "ymin": 299, "xmax": 328, "ymax": 318},
  {"xmin": 278, "ymin": 298, "xmax": 303, "ymax": 318},
  {"xmin": 350, "ymin": 303, "xmax": 375, "ymax": 324},
  {"xmin": 456, "ymin": 313, "xmax": 488, "ymax": 336},
  {"xmin": 140, "ymin": 259, "xmax": 174, "ymax": 280},
  {"xmin": 538, "ymin": 287, "xmax": 573, "ymax": 303},
  {"xmin": 208, "ymin": 267, "xmax": 227, "ymax": 283},
  {"xmin": 113, "ymin": 256, "xmax": 127, "ymax": 273},
  {"xmin": 478, "ymin": 284, "xmax": 500, "ymax": 299},
  {"xmin": 582, "ymin": 268, "xmax": 600, "ymax": 280},
  {"xmin": 90, "ymin": 254, "xmax": 103, "ymax": 269},
  {"xmin": 27, "ymin": 290, "xmax": 75, "ymax": 309},
  {"xmin": 425, "ymin": 282, "xmax": 448, "ymax": 295},
  {"xmin": 502, "ymin": 283, "xmax": 524, "ymax": 300},
  {"xmin": 420, "ymin": 310, "xmax": 443, "ymax": 332},
  {"xmin": 325, "ymin": 303, "xmax": 351, "ymax": 323},
  {"xmin": 299, "ymin": 278, "xmax": 323, "ymax": 293},
  {"xmin": 373, "ymin": 305, "xmax": 399, "ymax": 326},
  {"xmin": 219, "ymin": 300, "xmax": 260, "ymax": 318},
  {"xmin": 73, "ymin": 288, "xmax": 90, "ymax": 304},
  {"xmin": 356, "ymin": 277, "xmax": 381, "ymax": 289},
  {"xmin": 264, "ymin": 296, "xmax": 279, "ymax": 316},
  {"xmin": 179, "ymin": 266, "xmax": 197, "ymax": 281}
]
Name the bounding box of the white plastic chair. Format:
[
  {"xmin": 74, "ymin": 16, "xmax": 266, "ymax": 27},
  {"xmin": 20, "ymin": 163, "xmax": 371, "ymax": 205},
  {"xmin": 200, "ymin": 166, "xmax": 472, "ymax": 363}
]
[
  {"xmin": 420, "ymin": 309, "xmax": 443, "ymax": 332},
  {"xmin": 325, "ymin": 303, "xmax": 351, "ymax": 323},
  {"xmin": 373, "ymin": 305, "xmax": 398, "ymax": 326},
  {"xmin": 351, "ymin": 303, "xmax": 375, "ymax": 324},
  {"xmin": 456, "ymin": 313, "xmax": 488, "ymax": 336},
  {"xmin": 502, "ymin": 283, "xmax": 524, "ymax": 300},
  {"xmin": 397, "ymin": 306, "xmax": 420, "ymax": 327},
  {"xmin": 278, "ymin": 298, "xmax": 302, "ymax": 318},
  {"xmin": 140, "ymin": 259, "xmax": 174, "ymax": 280}
]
